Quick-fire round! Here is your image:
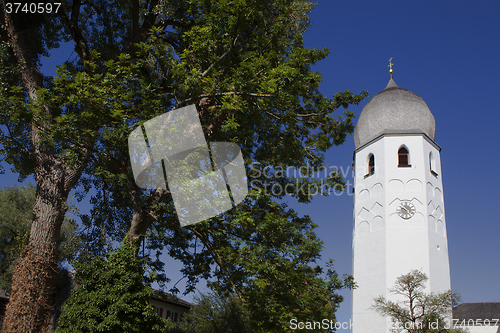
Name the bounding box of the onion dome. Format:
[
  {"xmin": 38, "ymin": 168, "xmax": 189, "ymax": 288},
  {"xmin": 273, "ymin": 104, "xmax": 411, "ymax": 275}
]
[{"xmin": 354, "ymin": 76, "xmax": 435, "ymax": 149}]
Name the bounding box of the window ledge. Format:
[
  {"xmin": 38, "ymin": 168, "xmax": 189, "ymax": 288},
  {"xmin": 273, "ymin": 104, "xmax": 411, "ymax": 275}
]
[
  {"xmin": 398, "ymin": 164, "xmax": 412, "ymax": 168},
  {"xmin": 364, "ymin": 173, "xmax": 374, "ymax": 179},
  {"xmin": 431, "ymin": 170, "xmax": 438, "ymax": 177}
]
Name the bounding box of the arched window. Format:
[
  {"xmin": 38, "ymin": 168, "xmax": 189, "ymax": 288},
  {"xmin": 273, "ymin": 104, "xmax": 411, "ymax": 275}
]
[
  {"xmin": 398, "ymin": 147, "xmax": 410, "ymax": 167},
  {"xmin": 368, "ymin": 154, "xmax": 375, "ymax": 175},
  {"xmin": 429, "ymin": 152, "xmax": 438, "ymax": 176},
  {"xmin": 364, "ymin": 154, "xmax": 375, "ymax": 178}
]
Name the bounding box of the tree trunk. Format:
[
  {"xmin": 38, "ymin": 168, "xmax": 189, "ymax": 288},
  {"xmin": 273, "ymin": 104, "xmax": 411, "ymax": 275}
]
[
  {"xmin": 127, "ymin": 210, "xmax": 148, "ymax": 247},
  {"xmin": 1, "ymin": 8, "xmax": 86, "ymax": 332},
  {"xmin": 2, "ymin": 166, "xmax": 68, "ymax": 333},
  {"xmin": 125, "ymin": 184, "xmax": 168, "ymax": 248}
]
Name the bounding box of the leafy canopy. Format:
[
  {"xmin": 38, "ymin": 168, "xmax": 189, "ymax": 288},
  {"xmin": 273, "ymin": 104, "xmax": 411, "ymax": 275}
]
[
  {"xmin": 0, "ymin": 0, "xmax": 368, "ymax": 331},
  {"xmin": 55, "ymin": 239, "xmax": 169, "ymax": 333},
  {"xmin": 372, "ymin": 270, "xmax": 466, "ymax": 333},
  {"xmin": 175, "ymin": 292, "xmax": 254, "ymax": 333}
]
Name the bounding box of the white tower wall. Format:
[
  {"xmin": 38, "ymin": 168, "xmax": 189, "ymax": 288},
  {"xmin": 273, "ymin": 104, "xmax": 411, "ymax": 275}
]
[{"xmin": 351, "ymin": 134, "xmax": 450, "ymax": 333}]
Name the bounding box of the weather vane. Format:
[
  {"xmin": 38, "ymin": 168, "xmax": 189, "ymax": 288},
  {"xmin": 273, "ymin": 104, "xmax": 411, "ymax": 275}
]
[{"xmin": 388, "ymin": 57, "xmax": 394, "ymax": 75}]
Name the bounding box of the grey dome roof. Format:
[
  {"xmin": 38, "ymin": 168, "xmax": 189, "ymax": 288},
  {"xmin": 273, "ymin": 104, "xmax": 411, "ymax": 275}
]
[{"xmin": 354, "ymin": 77, "xmax": 435, "ymax": 149}]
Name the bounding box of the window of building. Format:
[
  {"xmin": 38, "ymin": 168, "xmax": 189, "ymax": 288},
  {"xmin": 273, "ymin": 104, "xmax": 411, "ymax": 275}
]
[
  {"xmin": 159, "ymin": 308, "xmax": 163, "ymax": 318},
  {"xmin": 364, "ymin": 154, "xmax": 375, "ymax": 178},
  {"xmin": 398, "ymin": 147, "xmax": 410, "ymax": 167},
  {"xmin": 429, "ymin": 152, "xmax": 438, "ymax": 176},
  {"xmin": 369, "ymin": 154, "xmax": 375, "ymax": 175},
  {"xmin": 174, "ymin": 312, "xmax": 178, "ymax": 322}
]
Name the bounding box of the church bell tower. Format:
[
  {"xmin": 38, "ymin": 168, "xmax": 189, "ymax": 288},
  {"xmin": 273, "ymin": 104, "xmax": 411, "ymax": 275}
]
[{"xmin": 351, "ymin": 63, "xmax": 451, "ymax": 333}]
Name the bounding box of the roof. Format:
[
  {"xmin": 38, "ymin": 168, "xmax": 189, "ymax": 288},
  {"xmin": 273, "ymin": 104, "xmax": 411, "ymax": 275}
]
[
  {"xmin": 0, "ymin": 289, "xmax": 9, "ymax": 301},
  {"xmin": 354, "ymin": 76, "xmax": 436, "ymax": 149},
  {"xmin": 151, "ymin": 290, "xmax": 192, "ymax": 309},
  {"xmin": 453, "ymin": 302, "xmax": 500, "ymax": 321},
  {"xmin": 0, "ymin": 287, "xmax": 191, "ymax": 310}
]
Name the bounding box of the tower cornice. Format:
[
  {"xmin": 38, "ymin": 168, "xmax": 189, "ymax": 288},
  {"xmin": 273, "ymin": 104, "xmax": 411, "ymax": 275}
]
[{"xmin": 354, "ymin": 132, "xmax": 441, "ymax": 154}]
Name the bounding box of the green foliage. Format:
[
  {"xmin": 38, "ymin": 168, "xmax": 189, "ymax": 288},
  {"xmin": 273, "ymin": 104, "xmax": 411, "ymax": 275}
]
[
  {"xmin": 372, "ymin": 270, "xmax": 466, "ymax": 333},
  {"xmin": 175, "ymin": 292, "xmax": 254, "ymax": 333},
  {"xmin": 154, "ymin": 190, "xmax": 354, "ymax": 331},
  {"xmin": 55, "ymin": 239, "xmax": 169, "ymax": 333},
  {"xmin": 0, "ymin": 184, "xmax": 80, "ymax": 292},
  {"xmin": 1, "ymin": 0, "xmax": 368, "ymax": 329}
]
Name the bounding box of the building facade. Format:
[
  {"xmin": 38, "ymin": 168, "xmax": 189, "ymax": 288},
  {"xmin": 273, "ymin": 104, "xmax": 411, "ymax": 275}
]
[
  {"xmin": 0, "ymin": 289, "xmax": 9, "ymax": 331},
  {"xmin": 150, "ymin": 290, "xmax": 192, "ymax": 323},
  {"xmin": 351, "ymin": 74, "xmax": 451, "ymax": 333}
]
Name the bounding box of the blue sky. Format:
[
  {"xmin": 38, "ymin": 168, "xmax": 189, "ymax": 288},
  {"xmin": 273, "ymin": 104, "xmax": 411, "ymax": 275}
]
[
  {"xmin": 297, "ymin": 0, "xmax": 500, "ymax": 324},
  {"xmin": 2, "ymin": 0, "xmax": 499, "ymax": 325}
]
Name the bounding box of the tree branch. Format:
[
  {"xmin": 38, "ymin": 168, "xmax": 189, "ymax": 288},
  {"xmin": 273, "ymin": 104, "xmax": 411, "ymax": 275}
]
[
  {"xmin": 201, "ymin": 33, "xmax": 240, "ymax": 78},
  {"xmin": 131, "ymin": 0, "xmax": 139, "ymax": 39},
  {"xmin": 58, "ymin": 0, "xmax": 92, "ymax": 65},
  {"xmin": 179, "ymin": 91, "xmax": 274, "ymax": 107},
  {"xmin": 191, "ymin": 228, "xmax": 245, "ymax": 302}
]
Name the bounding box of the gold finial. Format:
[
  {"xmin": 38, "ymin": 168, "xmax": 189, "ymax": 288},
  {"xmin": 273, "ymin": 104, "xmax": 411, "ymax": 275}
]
[{"xmin": 388, "ymin": 57, "xmax": 394, "ymax": 75}]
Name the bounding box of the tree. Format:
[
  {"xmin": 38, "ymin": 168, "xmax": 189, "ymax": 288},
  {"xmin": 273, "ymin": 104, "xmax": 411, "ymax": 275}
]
[
  {"xmin": 0, "ymin": 184, "xmax": 80, "ymax": 292},
  {"xmin": 0, "ymin": 0, "xmax": 367, "ymax": 331},
  {"xmin": 372, "ymin": 270, "xmax": 466, "ymax": 333},
  {"xmin": 55, "ymin": 238, "xmax": 169, "ymax": 333},
  {"xmin": 175, "ymin": 292, "xmax": 254, "ymax": 333}
]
